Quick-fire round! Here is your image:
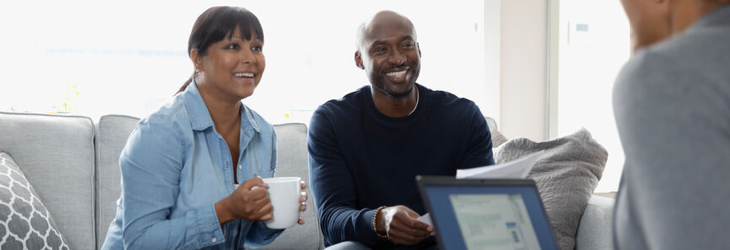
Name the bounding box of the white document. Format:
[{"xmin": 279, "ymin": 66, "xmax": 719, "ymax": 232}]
[
  {"xmin": 456, "ymin": 150, "xmax": 545, "ymax": 179},
  {"xmin": 417, "ymin": 213, "xmax": 432, "ymax": 225},
  {"xmin": 418, "ymin": 150, "xmax": 546, "ymax": 226}
]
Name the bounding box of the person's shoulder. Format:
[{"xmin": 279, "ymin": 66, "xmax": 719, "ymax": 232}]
[
  {"xmin": 614, "ymin": 40, "xmax": 683, "ymax": 97},
  {"xmin": 671, "ymin": 17, "xmax": 730, "ymax": 54},
  {"xmin": 613, "ymin": 30, "xmax": 730, "ymax": 122},
  {"xmin": 139, "ymin": 92, "xmax": 227, "ymax": 145},
  {"xmin": 242, "ymin": 105, "xmax": 274, "ymax": 133},
  {"xmin": 635, "ymin": 24, "xmax": 728, "ymax": 70},
  {"xmin": 616, "ymin": 29, "xmax": 729, "ymax": 98},
  {"xmin": 243, "ymin": 105, "xmax": 269, "ymax": 124},
  {"xmin": 124, "ymin": 96, "xmax": 190, "ymax": 151},
  {"xmin": 421, "ymin": 84, "xmax": 479, "ymax": 111},
  {"xmin": 314, "ymin": 85, "xmax": 369, "ymax": 117},
  {"xmin": 139, "ymin": 94, "xmax": 188, "ymax": 130}
]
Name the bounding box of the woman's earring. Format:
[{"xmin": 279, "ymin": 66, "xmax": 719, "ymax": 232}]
[{"xmin": 193, "ymin": 70, "xmax": 201, "ymax": 83}]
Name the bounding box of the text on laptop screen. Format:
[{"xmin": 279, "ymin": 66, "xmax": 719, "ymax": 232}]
[
  {"xmin": 424, "ymin": 185, "xmax": 556, "ymax": 250},
  {"xmin": 449, "ymin": 194, "xmax": 540, "ymax": 250}
]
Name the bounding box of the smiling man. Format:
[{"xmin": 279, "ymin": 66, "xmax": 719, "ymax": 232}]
[{"xmin": 308, "ymin": 11, "xmax": 495, "ymax": 250}]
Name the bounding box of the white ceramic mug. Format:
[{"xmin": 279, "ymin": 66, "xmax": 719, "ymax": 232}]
[{"xmin": 262, "ymin": 177, "xmax": 301, "ymax": 229}]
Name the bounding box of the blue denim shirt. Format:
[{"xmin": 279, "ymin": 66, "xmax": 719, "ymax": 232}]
[{"xmin": 102, "ymin": 82, "xmax": 282, "ymax": 249}]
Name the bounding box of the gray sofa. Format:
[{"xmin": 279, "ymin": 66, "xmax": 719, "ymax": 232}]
[{"xmin": 0, "ymin": 111, "xmax": 613, "ymax": 250}]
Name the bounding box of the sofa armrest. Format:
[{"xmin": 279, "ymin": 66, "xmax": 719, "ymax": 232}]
[{"xmin": 575, "ymin": 195, "xmax": 614, "ymax": 250}]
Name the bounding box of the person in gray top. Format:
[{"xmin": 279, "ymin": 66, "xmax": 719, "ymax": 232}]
[{"xmin": 614, "ymin": 0, "xmax": 730, "ymax": 249}]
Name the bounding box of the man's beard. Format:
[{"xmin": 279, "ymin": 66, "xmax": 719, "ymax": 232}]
[{"xmin": 373, "ymin": 82, "xmax": 414, "ymax": 99}]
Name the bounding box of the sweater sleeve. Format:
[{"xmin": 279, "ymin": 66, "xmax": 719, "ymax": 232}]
[
  {"xmin": 308, "ymin": 107, "xmax": 388, "ymax": 247},
  {"xmin": 461, "ymin": 102, "xmax": 496, "ymax": 169},
  {"xmin": 613, "ymin": 51, "xmax": 730, "ymax": 250}
]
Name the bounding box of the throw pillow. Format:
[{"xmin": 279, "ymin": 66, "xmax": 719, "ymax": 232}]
[
  {"xmin": 490, "ymin": 129, "xmax": 509, "ymax": 148},
  {"xmin": 0, "ymin": 152, "xmax": 69, "ymax": 250},
  {"xmin": 493, "ymin": 128, "xmax": 607, "ymax": 250}
]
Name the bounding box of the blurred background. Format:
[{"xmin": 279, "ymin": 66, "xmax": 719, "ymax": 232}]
[{"xmin": 0, "ymin": 0, "xmax": 630, "ymax": 193}]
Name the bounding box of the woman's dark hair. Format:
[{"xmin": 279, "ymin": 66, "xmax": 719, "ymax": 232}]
[{"xmin": 176, "ymin": 6, "xmax": 264, "ymax": 95}]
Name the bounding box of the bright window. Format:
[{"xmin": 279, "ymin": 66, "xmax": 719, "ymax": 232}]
[
  {"xmin": 0, "ymin": 1, "xmax": 490, "ymax": 126},
  {"xmin": 555, "ymin": 0, "xmax": 631, "ymax": 192}
]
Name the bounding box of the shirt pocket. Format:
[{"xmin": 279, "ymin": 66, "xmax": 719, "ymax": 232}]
[
  {"xmin": 242, "ymin": 149, "xmax": 275, "ymax": 179},
  {"xmin": 258, "ymin": 169, "xmax": 275, "ymax": 179}
]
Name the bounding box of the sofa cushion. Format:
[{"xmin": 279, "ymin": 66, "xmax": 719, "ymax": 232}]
[
  {"xmin": 0, "ymin": 112, "xmax": 95, "ymax": 250},
  {"xmin": 249, "ymin": 123, "xmax": 323, "ymax": 249},
  {"xmin": 0, "ymin": 151, "xmax": 70, "ymax": 250},
  {"xmin": 575, "ymin": 195, "xmax": 615, "ymax": 250},
  {"xmin": 95, "ymin": 114, "xmax": 140, "ymax": 248},
  {"xmin": 484, "ymin": 116, "xmax": 498, "ymax": 132},
  {"xmin": 494, "ymin": 128, "xmax": 607, "ymax": 250},
  {"xmin": 490, "ymin": 129, "xmax": 509, "ymax": 148}
]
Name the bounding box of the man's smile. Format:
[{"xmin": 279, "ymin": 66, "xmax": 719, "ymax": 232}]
[{"xmin": 385, "ymin": 68, "xmax": 409, "ymax": 82}]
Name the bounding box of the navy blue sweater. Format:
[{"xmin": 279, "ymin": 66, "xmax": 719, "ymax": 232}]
[{"xmin": 308, "ymin": 84, "xmax": 495, "ymax": 249}]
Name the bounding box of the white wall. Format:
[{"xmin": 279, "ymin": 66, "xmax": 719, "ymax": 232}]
[
  {"xmin": 500, "ymin": 0, "xmax": 548, "ymax": 141},
  {"xmin": 483, "ymin": 1, "xmax": 502, "ymax": 124}
]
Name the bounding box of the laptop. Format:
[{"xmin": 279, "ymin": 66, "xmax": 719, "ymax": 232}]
[{"xmin": 416, "ymin": 176, "xmax": 558, "ymax": 250}]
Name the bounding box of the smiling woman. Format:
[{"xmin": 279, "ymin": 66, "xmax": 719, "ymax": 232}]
[
  {"xmin": 100, "ymin": 6, "xmax": 309, "ymax": 250},
  {"xmin": 191, "ymin": 31, "xmax": 265, "ymax": 103},
  {"xmin": 179, "ymin": 6, "xmax": 266, "ymax": 99}
]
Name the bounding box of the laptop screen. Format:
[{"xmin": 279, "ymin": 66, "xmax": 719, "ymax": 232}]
[{"xmin": 417, "ymin": 177, "xmax": 558, "ymax": 250}]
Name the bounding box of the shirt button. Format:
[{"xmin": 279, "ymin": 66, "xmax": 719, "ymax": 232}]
[
  {"xmin": 211, "ymin": 237, "xmax": 217, "ymax": 243},
  {"xmin": 238, "ymin": 164, "xmax": 242, "ymax": 169}
]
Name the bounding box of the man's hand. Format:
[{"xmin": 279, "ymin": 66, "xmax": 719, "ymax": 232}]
[
  {"xmin": 376, "ymin": 205, "xmax": 433, "ymax": 245},
  {"xmin": 297, "ymin": 181, "xmax": 308, "ymax": 225}
]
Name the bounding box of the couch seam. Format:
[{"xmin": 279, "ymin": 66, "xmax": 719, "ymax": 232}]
[{"xmin": 91, "ymin": 117, "xmax": 99, "ymax": 250}]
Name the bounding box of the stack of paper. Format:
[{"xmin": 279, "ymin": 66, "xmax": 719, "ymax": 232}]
[
  {"xmin": 456, "ymin": 150, "xmax": 545, "ymax": 179},
  {"xmin": 418, "ymin": 150, "xmax": 546, "ymax": 226}
]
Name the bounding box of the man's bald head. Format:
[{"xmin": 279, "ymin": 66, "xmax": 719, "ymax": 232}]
[
  {"xmin": 353, "ymin": 10, "xmax": 422, "ymax": 101},
  {"xmin": 356, "ymin": 10, "xmax": 417, "ymax": 53}
]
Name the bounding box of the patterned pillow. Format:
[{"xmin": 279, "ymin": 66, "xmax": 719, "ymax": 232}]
[{"xmin": 0, "ymin": 152, "xmax": 69, "ymax": 250}]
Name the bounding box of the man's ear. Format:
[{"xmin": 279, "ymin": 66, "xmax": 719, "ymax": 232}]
[
  {"xmin": 190, "ymin": 49, "xmax": 203, "ymax": 72},
  {"xmin": 417, "ymin": 42, "xmax": 422, "ymax": 58},
  {"xmin": 354, "ymin": 51, "xmax": 365, "ymax": 69}
]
